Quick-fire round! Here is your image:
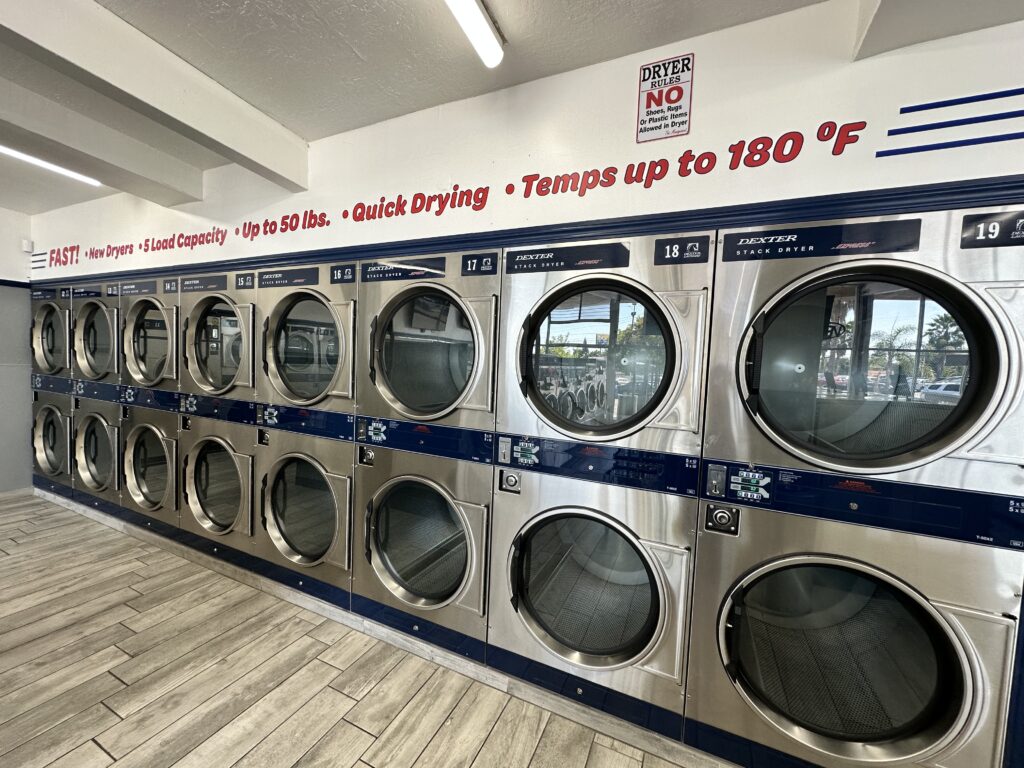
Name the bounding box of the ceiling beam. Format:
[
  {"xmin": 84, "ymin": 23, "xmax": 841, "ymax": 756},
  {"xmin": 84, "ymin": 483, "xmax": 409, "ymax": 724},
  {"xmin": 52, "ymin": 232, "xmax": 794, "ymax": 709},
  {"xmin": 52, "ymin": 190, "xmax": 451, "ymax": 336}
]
[
  {"xmin": 0, "ymin": 0, "xmax": 308, "ymax": 192},
  {"xmin": 855, "ymin": 0, "xmax": 1024, "ymax": 59},
  {"xmin": 0, "ymin": 77, "xmax": 203, "ymax": 206}
]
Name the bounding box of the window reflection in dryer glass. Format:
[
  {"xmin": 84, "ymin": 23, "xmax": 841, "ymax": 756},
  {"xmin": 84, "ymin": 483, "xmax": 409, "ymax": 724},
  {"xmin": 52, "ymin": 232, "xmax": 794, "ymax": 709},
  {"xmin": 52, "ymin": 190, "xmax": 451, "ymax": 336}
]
[
  {"xmin": 80, "ymin": 303, "xmax": 113, "ymax": 376},
  {"xmin": 194, "ymin": 442, "xmax": 240, "ymax": 530},
  {"xmin": 132, "ymin": 428, "xmax": 168, "ymax": 506},
  {"xmin": 274, "ymin": 298, "xmax": 339, "ymax": 400},
  {"xmin": 527, "ymin": 285, "xmax": 671, "ymax": 435},
  {"xmin": 195, "ymin": 301, "xmax": 241, "ymax": 389},
  {"xmin": 39, "ymin": 306, "xmax": 65, "ymax": 372},
  {"xmin": 725, "ymin": 564, "xmax": 964, "ymax": 743},
  {"xmin": 133, "ymin": 303, "xmax": 169, "ymax": 382},
  {"xmin": 375, "ymin": 481, "xmax": 468, "ymax": 602},
  {"xmin": 749, "ymin": 278, "xmax": 981, "ymax": 461},
  {"xmin": 81, "ymin": 417, "xmax": 112, "ymax": 489},
  {"xmin": 380, "ymin": 291, "xmax": 474, "ymax": 414},
  {"xmin": 271, "ymin": 458, "xmax": 335, "ymax": 560},
  {"xmin": 519, "ymin": 515, "xmax": 658, "ymax": 658}
]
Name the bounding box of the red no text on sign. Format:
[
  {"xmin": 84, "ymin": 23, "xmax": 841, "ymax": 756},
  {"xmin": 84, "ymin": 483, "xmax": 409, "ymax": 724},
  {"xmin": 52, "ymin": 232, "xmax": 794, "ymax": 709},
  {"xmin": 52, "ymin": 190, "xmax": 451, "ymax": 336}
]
[{"xmin": 637, "ymin": 53, "xmax": 694, "ymax": 144}]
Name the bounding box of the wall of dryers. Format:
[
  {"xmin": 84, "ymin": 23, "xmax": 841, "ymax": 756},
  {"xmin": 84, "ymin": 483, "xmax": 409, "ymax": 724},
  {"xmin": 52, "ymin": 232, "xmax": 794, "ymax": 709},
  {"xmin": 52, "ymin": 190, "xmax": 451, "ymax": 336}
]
[
  {"xmin": 0, "ymin": 206, "xmax": 31, "ymax": 492},
  {"xmin": 26, "ymin": 1, "xmax": 1024, "ymax": 281}
]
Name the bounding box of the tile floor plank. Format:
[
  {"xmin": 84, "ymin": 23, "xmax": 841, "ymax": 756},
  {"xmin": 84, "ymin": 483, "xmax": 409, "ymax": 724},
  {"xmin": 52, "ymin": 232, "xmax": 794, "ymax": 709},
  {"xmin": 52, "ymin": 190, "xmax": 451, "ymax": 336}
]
[
  {"xmin": 587, "ymin": 743, "xmax": 643, "ymax": 768},
  {"xmin": 530, "ymin": 715, "xmax": 596, "ymax": 768},
  {"xmin": 121, "ymin": 576, "xmax": 237, "ymax": 633},
  {"xmin": 0, "ymin": 572, "xmax": 142, "ymax": 635},
  {"xmin": 0, "ymin": 702, "xmax": 119, "ymax": 768},
  {"xmin": 412, "ymin": 681, "xmax": 508, "ymax": 768},
  {"xmin": 470, "ymin": 697, "xmax": 550, "ymax": 768},
  {"xmin": 0, "ymin": 587, "xmax": 139, "ymax": 655},
  {"xmin": 318, "ymin": 629, "xmax": 377, "ymax": 672},
  {"xmin": 330, "ymin": 641, "xmax": 406, "ymax": 700},
  {"xmin": 343, "ymin": 654, "xmax": 437, "ymax": 736},
  {"xmin": 45, "ymin": 740, "xmax": 114, "ymax": 768}
]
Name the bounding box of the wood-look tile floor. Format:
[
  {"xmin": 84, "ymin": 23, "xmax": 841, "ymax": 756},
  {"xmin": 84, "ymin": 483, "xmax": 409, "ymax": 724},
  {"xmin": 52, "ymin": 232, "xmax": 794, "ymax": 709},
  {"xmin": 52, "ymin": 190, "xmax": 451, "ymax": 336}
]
[{"xmin": 0, "ymin": 492, "xmax": 691, "ymax": 768}]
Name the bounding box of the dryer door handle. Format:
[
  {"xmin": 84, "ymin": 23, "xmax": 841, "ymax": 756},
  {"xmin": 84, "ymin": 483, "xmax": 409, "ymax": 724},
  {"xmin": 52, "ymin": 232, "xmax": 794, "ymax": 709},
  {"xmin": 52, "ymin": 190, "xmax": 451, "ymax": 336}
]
[
  {"xmin": 517, "ymin": 316, "xmax": 531, "ymax": 395},
  {"xmin": 367, "ymin": 316, "xmax": 377, "ymax": 384},
  {"xmin": 259, "ymin": 473, "xmax": 268, "ymax": 530},
  {"xmin": 745, "ymin": 311, "xmax": 767, "ymax": 414},
  {"xmin": 363, "ymin": 500, "xmax": 374, "ymax": 563},
  {"xmin": 261, "ymin": 318, "xmax": 269, "ymax": 375},
  {"xmin": 509, "ymin": 533, "xmax": 523, "ymax": 612}
]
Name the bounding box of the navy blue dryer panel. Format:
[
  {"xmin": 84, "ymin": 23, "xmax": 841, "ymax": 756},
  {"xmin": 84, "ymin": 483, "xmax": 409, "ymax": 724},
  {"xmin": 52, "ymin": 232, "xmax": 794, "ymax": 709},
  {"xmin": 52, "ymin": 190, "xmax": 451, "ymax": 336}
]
[
  {"xmin": 121, "ymin": 386, "xmax": 181, "ymax": 412},
  {"xmin": 73, "ymin": 380, "xmax": 121, "ymax": 403},
  {"xmin": 256, "ymin": 404, "xmax": 354, "ymax": 441},
  {"xmin": 180, "ymin": 393, "xmax": 258, "ymax": 424},
  {"xmin": 701, "ymin": 459, "xmax": 1024, "ymax": 550},
  {"xmin": 32, "ymin": 374, "xmax": 73, "ymax": 394},
  {"xmin": 351, "ymin": 594, "xmax": 486, "ymax": 662},
  {"xmin": 496, "ymin": 434, "xmax": 699, "ymax": 496},
  {"xmin": 355, "ymin": 416, "xmax": 494, "ymax": 464}
]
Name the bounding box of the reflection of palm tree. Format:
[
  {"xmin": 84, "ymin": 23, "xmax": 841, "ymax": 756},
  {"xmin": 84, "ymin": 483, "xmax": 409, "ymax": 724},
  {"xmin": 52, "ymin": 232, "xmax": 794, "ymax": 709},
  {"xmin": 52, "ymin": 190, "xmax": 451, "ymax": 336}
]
[
  {"xmin": 925, "ymin": 313, "xmax": 965, "ymax": 379},
  {"xmin": 870, "ymin": 324, "xmax": 916, "ymax": 371}
]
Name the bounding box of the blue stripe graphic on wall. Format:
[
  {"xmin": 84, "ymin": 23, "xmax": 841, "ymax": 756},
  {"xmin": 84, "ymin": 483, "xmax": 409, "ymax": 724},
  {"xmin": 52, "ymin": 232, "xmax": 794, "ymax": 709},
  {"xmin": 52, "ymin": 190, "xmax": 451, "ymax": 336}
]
[
  {"xmin": 888, "ymin": 109, "xmax": 1024, "ymax": 136},
  {"xmin": 876, "ymin": 130, "xmax": 1024, "ymax": 158},
  {"xmin": 900, "ymin": 86, "xmax": 1024, "ymax": 114}
]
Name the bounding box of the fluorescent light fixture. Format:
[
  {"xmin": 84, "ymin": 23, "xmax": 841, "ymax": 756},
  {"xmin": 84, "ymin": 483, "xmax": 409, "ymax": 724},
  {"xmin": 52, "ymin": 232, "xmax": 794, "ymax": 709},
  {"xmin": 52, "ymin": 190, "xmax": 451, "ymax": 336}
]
[
  {"xmin": 0, "ymin": 144, "xmax": 101, "ymax": 187},
  {"xmin": 444, "ymin": 0, "xmax": 504, "ymax": 68}
]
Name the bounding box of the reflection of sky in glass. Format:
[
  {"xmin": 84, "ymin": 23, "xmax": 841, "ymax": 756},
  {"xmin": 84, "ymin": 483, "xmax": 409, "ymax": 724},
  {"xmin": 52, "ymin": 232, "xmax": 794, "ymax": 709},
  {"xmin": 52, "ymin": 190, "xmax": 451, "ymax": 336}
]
[{"xmin": 539, "ymin": 299, "xmax": 647, "ymax": 346}]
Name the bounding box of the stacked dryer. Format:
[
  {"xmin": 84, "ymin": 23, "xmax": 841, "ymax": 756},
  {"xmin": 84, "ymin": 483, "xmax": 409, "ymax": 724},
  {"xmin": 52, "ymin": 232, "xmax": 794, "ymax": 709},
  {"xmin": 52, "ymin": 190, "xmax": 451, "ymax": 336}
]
[
  {"xmin": 690, "ymin": 208, "xmax": 1024, "ymax": 768},
  {"xmin": 31, "ymin": 285, "xmax": 74, "ymax": 496},
  {"xmin": 488, "ymin": 232, "xmax": 714, "ymax": 736},
  {"xmin": 351, "ymin": 250, "xmax": 499, "ymax": 657}
]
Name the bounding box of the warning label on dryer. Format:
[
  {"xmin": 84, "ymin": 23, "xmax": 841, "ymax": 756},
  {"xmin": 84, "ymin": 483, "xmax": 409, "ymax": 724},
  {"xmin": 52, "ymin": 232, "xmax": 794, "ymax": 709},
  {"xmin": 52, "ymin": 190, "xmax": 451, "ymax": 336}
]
[{"xmin": 637, "ymin": 53, "xmax": 694, "ymax": 143}]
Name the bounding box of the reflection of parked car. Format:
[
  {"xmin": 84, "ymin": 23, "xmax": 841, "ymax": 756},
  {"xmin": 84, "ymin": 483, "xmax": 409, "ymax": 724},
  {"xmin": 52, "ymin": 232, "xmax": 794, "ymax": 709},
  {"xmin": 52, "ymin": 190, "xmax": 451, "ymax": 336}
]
[
  {"xmin": 918, "ymin": 381, "xmax": 963, "ymax": 404},
  {"xmin": 833, "ymin": 374, "xmax": 848, "ymax": 390}
]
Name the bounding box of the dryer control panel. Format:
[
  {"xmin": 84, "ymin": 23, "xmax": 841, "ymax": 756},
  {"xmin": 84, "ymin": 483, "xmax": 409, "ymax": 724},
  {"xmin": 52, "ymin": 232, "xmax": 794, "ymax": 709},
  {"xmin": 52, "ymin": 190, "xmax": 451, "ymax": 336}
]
[{"xmin": 705, "ymin": 463, "xmax": 772, "ymax": 502}]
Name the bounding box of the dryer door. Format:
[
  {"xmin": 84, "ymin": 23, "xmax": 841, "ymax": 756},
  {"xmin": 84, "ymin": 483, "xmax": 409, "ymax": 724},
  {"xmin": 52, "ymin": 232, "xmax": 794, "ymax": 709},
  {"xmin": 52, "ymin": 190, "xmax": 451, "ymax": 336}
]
[
  {"xmin": 124, "ymin": 424, "xmax": 176, "ymax": 511},
  {"xmin": 188, "ymin": 297, "xmax": 254, "ymax": 394},
  {"xmin": 520, "ymin": 278, "xmax": 682, "ymax": 441},
  {"xmin": 75, "ymin": 414, "xmax": 120, "ymax": 492},
  {"xmin": 367, "ymin": 477, "xmax": 483, "ymax": 612},
  {"xmin": 33, "ymin": 405, "xmax": 71, "ymax": 477},
  {"xmin": 33, "ymin": 302, "xmax": 70, "ymax": 375},
  {"xmin": 75, "ymin": 300, "xmax": 119, "ymax": 379},
  {"xmin": 371, "ymin": 286, "xmax": 492, "ymax": 419},
  {"xmin": 125, "ymin": 299, "xmax": 177, "ymax": 386},
  {"xmin": 186, "ymin": 438, "xmax": 253, "ymax": 534},
  {"xmin": 741, "ymin": 264, "xmax": 1002, "ymax": 471},
  {"xmin": 510, "ymin": 510, "xmax": 664, "ymax": 668},
  {"xmin": 264, "ymin": 455, "xmax": 350, "ymax": 567},
  {"xmin": 719, "ymin": 557, "xmax": 974, "ymax": 763}
]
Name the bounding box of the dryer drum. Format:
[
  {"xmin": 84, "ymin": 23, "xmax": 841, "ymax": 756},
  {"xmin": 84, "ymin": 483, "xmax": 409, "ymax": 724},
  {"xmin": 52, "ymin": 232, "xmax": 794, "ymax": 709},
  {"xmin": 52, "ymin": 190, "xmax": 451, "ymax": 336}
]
[
  {"xmin": 34, "ymin": 406, "xmax": 66, "ymax": 475},
  {"xmin": 269, "ymin": 457, "xmax": 336, "ymax": 562},
  {"xmin": 193, "ymin": 299, "xmax": 243, "ymax": 391},
  {"xmin": 193, "ymin": 441, "xmax": 241, "ymax": 530},
  {"xmin": 742, "ymin": 267, "xmax": 1001, "ymax": 468},
  {"xmin": 522, "ymin": 280, "xmax": 676, "ymax": 439},
  {"xmin": 34, "ymin": 303, "xmax": 65, "ymax": 373},
  {"xmin": 722, "ymin": 562, "xmax": 967, "ymax": 750},
  {"xmin": 513, "ymin": 513, "xmax": 661, "ymax": 666},
  {"xmin": 126, "ymin": 426, "xmax": 169, "ymax": 509},
  {"xmin": 128, "ymin": 301, "xmax": 172, "ymax": 384},
  {"xmin": 371, "ymin": 480, "xmax": 469, "ymax": 605},
  {"xmin": 76, "ymin": 415, "xmax": 113, "ymax": 491},
  {"xmin": 75, "ymin": 301, "xmax": 114, "ymax": 378},
  {"xmin": 269, "ymin": 295, "xmax": 341, "ymax": 403}
]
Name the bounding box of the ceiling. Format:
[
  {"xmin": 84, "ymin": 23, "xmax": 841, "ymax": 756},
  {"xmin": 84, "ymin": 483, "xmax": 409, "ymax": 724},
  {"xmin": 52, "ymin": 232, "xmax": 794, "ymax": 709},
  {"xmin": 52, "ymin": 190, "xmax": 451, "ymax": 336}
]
[
  {"xmin": 0, "ymin": 154, "xmax": 116, "ymax": 216},
  {"xmin": 94, "ymin": 0, "xmax": 826, "ymax": 141}
]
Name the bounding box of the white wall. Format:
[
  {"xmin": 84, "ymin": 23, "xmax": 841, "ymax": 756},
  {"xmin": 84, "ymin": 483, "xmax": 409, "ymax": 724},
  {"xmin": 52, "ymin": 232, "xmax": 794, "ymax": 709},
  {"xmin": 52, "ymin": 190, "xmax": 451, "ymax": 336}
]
[
  {"xmin": 0, "ymin": 206, "xmax": 30, "ymax": 282},
  {"xmin": 0, "ymin": 206, "xmax": 31, "ymax": 491},
  {"xmin": 28, "ymin": 1, "xmax": 1024, "ymax": 277}
]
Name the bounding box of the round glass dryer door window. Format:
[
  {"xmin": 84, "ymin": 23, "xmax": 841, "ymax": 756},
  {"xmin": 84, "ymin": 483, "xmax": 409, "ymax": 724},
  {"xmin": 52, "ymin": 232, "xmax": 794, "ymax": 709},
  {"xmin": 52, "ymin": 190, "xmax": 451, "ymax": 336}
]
[
  {"xmin": 130, "ymin": 301, "xmax": 171, "ymax": 384},
  {"xmin": 722, "ymin": 562, "xmax": 967, "ymax": 751},
  {"xmin": 36, "ymin": 305, "xmax": 66, "ymax": 373},
  {"xmin": 35, "ymin": 408, "xmax": 65, "ymax": 475},
  {"xmin": 744, "ymin": 272, "xmax": 997, "ymax": 467},
  {"xmin": 379, "ymin": 290, "xmax": 475, "ymax": 416},
  {"xmin": 270, "ymin": 457, "xmax": 336, "ymax": 562},
  {"xmin": 272, "ymin": 297, "xmax": 340, "ymax": 402},
  {"xmin": 524, "ymin": 283, "xmax": 674, "ymax": 437},
  {"xmin": 194, "ymin": 442, "xmax": 240, "ymax": 530},
  {"xmin": 195, "ymin": 300, "xmax": 242, "ymax": 390},
  {"xmin": 515, "ymin": 514, "xmax": 660, "ymax": 666},
  {"xmin": 77, "ymin": 302, "xmax": 113, "ymax": 378},
  {"xmin": 77, "ymin": 416, "xmax": 113, "ymax": 490},
  {"xmin": 373, "ymin": 481, "xmax": 469, "ymax": 604},
  {"xmin": 129, "ymin": 427, "xmax": 169, "ymax": 508}
]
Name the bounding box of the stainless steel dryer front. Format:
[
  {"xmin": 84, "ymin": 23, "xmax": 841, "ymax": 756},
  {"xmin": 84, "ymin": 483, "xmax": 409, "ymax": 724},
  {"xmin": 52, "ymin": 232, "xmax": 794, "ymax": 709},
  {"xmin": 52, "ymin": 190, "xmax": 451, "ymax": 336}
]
[
  {"xmin": 31, "ymin": 285, "xmax": 72, "ymax": 380},
  {"xmin": 497, "ymin": 233, "xmax": 713, "ymax": 456},
  {"xmin": 179, "ymin": 270, "xmax": 257, "ymax": 401},
  {"xmin": 488, "ymin": 470, "xmax": 694, "ymax": 735},
  {"xmin": 122, "ymin": 405, "xmax": 179, "ymax": 528},
  {"xmin": 256, "ymin": 262, "xmax": 356, "ymax": 413},
  {"xmin": 704, "ymin": 206, "xmax": 1024, "ymax": 493},
  {"xmin": 687, "ymin": 503, "xmax": 1024, "ymax": 768},
  {"xmin": 71, "ymin": 282, "xmax": 120, "ymax": 383},
  {"xmin": 179, "ymin": 415, "xmax": 256, "ymax": 555},
  {"xmin": 352, "ymin": 445, "xmax": 491, "ymax": 649},
  {"xmin": 356, "ymin": 251, "xmax": 499, "ymax": 431},
  {"xmin": 71, "ymin": 396, "xmax": 121, "ymax": 508},
  {"xmin": 32, "ymin": 390, "xmax": 73, "ymax": 495},
  {"xmin": 254, "ymin": 428, "xmax": 353, "ymax": 598},
  {"xmin": 121, "ymin": 278, "xmax": 178, "ymax": 391}
]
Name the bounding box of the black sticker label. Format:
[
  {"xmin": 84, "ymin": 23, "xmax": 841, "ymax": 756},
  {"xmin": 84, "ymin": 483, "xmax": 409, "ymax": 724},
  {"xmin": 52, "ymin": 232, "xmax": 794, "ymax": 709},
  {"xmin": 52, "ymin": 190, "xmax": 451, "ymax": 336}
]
[
  {"xmin": 120, "ymin": 280, "xmax": 158, "ymax": 296},
  {"xmin": 31, "ymin": 289, "xmax": 56, "ymax": 300},
  {"xmin": 180, "ymin": 275, "xmax": 228, "ymax": 292},
  {"xmin": 162, "ymin": 279, "xmax": 178, "ymax": 294},
  {"xmin": 330, "ymin": 263, "xmax": 357, "ymax": 284},
  {"xmin": 723, "ymin": 220, "xmax": 921, "ymax": 261},
  {"xmin": 361, "ymin": 257, "xmax": 446, "ymax": 282},
  {"xmin": 258, "ymin": 267, "xmax": 318, "ymax": 288},
  {"xmin": 105, "ymin": 285, "xmax": 120, "ymax": 297},
  {"xmin": 59, "ymin": 288, "xmax": 71, "ymax": 299},
  {"xmin": 235, "ymin": 273, "xmax": 255, "ymax": 290},
  {"xmin": 504, "ymin": 243, "xmax": 630, "ymax": 274},
  {"xmin": 461, "ymin": 252, "xmax": 498, "ymax": 276},
  {"xmin": 653, "ymin": 236, "xmax": 710, "ymax": 265},
  {"xmin": 961, "ymin": 211, "xmax": 1024, "ymax": 249},
  {"xmin": 72, "ymin": 286, "xmax": 102, "ymax": 298}
]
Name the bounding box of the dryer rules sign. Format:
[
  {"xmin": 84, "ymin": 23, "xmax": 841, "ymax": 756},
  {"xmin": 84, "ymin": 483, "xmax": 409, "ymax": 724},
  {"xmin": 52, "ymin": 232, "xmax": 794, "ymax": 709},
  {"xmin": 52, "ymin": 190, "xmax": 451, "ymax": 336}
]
[{"xmin": 637, "ymin": 53, "xmax": 693, "ymax": 143}]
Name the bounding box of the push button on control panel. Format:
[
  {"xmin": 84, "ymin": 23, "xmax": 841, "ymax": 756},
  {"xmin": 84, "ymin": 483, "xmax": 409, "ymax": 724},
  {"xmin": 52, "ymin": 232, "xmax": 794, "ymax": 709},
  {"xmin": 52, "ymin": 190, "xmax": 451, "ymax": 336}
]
[{"xmin": 729, "ymin": 468, "xmax": 772, "ymax": 501}]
